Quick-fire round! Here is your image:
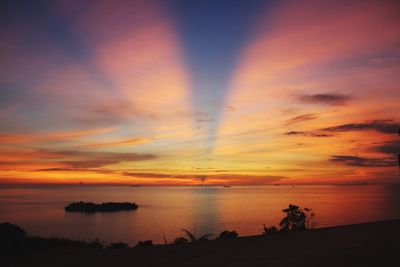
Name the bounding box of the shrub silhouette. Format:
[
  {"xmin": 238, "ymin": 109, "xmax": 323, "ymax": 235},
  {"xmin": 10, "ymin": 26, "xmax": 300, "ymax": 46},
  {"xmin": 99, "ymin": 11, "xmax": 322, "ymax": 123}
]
[
  {"xmin": 263, "ymin": 224, "xmax": 278, "ymax": 236},
  {"xmin": 135, "ymin": 240, "xmax": 153, "ymax": 247},
  {"xmin": 279, "ymin": 204, "xmax": 313, "ymax": 231},
  {"xmin": 304, "ymin": 207, "xmax": 315, "ymax": 229},
  {"xmin": 107, "ymin": 242, "xmax": 128, "ymax": 249},
  {"xmin": 86, "ymin": 238, "xmax": 104, "ymax": 249},
  {"xmin": 173, "ymin": 237, "xmax": 189, "ymax": 244},
  {"xmin": 0, "ymin": 222, "xmax": 26, "ymax": 238},
  {"xmin": 216, "ymin": 230, "xmax": 238, "ymax": 240}
]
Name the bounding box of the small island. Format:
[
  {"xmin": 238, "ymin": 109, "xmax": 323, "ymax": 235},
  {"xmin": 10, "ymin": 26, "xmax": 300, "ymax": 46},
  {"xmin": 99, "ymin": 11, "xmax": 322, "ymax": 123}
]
[{"xmin": 64, "ymin": 201, "xmax": 138, "ymax": 213}]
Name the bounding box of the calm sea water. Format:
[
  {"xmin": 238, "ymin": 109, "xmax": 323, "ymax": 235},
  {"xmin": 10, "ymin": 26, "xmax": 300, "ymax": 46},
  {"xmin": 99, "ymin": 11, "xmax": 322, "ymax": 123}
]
[{"xmin": 1, "ymin": 185, "xmax": 399, "ymax": 245}]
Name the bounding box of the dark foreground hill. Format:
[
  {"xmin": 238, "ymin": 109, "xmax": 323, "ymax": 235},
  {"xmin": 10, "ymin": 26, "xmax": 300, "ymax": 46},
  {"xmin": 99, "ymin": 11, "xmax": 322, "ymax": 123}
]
[{"xmin": 3, "ymin": 219, "xmax": 400, "ymax": 267}]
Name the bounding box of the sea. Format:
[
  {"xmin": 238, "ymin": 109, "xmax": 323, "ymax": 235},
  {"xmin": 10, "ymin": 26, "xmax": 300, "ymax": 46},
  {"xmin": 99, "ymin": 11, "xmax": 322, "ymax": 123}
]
[{"xmin": 1, "ymin": 184, "xmax": 399, "ymax": 245}]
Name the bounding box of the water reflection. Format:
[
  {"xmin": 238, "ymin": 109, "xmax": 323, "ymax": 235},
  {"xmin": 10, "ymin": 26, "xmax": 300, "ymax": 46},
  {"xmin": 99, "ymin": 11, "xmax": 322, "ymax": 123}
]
[{"xmin": 186, "ymin": 187, "xmax": 219, "ymax": 236}]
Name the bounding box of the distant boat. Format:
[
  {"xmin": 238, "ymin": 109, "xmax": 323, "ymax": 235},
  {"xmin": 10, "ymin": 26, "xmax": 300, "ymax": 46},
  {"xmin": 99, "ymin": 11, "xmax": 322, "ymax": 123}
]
[{"xmin": 223, "ymin": 185, "xmax": 231, "ymax": 188}]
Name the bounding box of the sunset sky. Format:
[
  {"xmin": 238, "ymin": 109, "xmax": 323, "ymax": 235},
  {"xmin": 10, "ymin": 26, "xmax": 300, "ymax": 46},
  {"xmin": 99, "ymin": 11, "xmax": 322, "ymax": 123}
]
[{"xmin": 0, "ymin": 0, "xmax": 399, "ymax": 185}]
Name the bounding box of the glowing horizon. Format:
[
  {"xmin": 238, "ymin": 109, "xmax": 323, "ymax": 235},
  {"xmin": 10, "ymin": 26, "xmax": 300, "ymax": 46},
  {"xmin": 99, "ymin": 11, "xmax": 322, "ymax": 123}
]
[{"xmin": 0, "ymin": 0, "xmax": 399, "ymax": 185}]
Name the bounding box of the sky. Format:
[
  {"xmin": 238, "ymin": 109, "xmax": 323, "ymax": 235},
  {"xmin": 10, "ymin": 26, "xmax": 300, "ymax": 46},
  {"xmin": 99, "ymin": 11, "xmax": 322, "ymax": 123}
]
[{"xmin": 0, "ymin": 0, "xmax": 399, "ymax": 185}]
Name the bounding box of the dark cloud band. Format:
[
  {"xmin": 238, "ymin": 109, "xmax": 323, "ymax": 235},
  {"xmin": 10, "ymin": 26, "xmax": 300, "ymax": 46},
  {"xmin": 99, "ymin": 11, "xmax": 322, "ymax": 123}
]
[{"xmin": 298, "ymin": 93, "xmax": 351, "ymax": 106}]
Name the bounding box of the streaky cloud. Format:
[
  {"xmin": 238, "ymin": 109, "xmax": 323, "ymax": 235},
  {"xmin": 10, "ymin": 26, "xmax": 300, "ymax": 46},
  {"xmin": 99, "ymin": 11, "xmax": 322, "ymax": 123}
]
[
  {"xmin": 57, "ymin": 150, "xmax": 157, "ymax": 168},
  {"xmin": 84, "ymin": 137, "xmax": 149, "ymax": 148},
  {"xmin": 285, "ymin": 120, "xmax": 399, "ymax": 137},
  {"xmin": 36, "ymin": 167, "xmax": 115, "ymax": 174},
  {"xmin": 298, "ymin": 93, "xmax": 351, "ymax": 106},
  {"xmin": 285, "ymin": 113, "xmax": 318, "ymax": 125},
  {"xmin": 330, "ymin": 155, "xmax": 397, "ymax": 167},
  {"xmin": 322, "ymin": 120, "xmax": 399, "ymax": 134},
  {"xmin": 284, "ymin": 131, "xmax": 333, "ymax": 137},
  {"xmin": 0, "ymin": 149, "xmax": 158, "ymax": 171},
  {"xmin": 0, "ymin": 128, "xmax": 113, "ymax": 144},
  {"xmin": 123, "ymin": 172, "xmax": 286, "ymax": 185},
  {"xmin": 72, "ymin": 100, "xmax": 143, "ymax": 126},
  {"xmin": 372, "ymin": 140, "xmax": 400, "ymax": 156}
]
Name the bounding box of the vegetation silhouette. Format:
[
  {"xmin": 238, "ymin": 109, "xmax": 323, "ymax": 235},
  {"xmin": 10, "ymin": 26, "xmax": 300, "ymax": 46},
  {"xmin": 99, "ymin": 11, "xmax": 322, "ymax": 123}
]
[
  {"xmin": 107, "ymin": 242, "xmax": 128, "ymax": 249},
  {"xmin": 64, "ymin": 201, "xmax": 138, "ymax": 212},
  {"xmin": 4, "ymin": 220, "xmax": 399, "ymax": 267},
  {"xmin": 174, "ymin": 228, "xmax": 212, "ymax": 244},
  {"xmin": 2, "ymin": 235, "xmax": 104, "ymax": 254},
  {"xmin": 135, "ymin": 240, "xmax": 153, "ymax": 247},
  {"xmin": 263, "ymin": 224, "xmax": 278, "ymax": 236},
  {"xmin": 279, "ymin": 204, "xmax": 313, "ymax": 231},
  {"xmin": 32, "ymin": 237, "xmax": 104, "ymax": 249},
  {"xmin": 216, "ymin": 230, "xmax": 238, "ymax": 240},
  {"xmin": 173, "ymin": 237, "xmax": 189, "ymax": 245},
  {"xmin": 0, "ymin": 222, "xmax": 26, "ymax": 238},
  {"xmin": 2, "ymin": 203, "xmax": 316, "ymax": 260},
  {"xmin": 262, "ymin": 205, "xmax": 314, "ymax": 235},
  {"xmin": 304, "ymin": 207, "xmax": 315, "ymax": 229}
]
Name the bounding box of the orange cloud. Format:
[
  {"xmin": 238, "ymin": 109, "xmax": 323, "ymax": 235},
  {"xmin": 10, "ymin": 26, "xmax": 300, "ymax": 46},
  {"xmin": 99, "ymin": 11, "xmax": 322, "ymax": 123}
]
[
  {"xmin": 216, "ymin": 0, "xmax": 400, "ymax": 184},
  {"xmin": 84, "ymin": 137, "xmax": 150, "ymax": 148},
  {"xmin": 0, "ymin": 128, "xmax": 113, "ymax": 144}
]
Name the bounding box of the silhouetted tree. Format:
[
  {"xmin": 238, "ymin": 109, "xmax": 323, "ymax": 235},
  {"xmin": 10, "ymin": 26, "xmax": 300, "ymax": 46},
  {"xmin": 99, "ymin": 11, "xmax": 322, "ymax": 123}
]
[{"xmin": 279, "ymin": 204, "xmax": 312, "ymax": 231}]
